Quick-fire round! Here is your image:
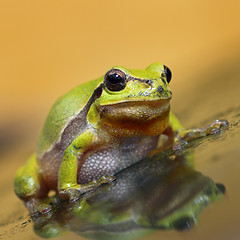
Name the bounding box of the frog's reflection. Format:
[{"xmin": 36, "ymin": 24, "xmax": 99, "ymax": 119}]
[{"xmin": 32, "ymin": 150, "xmax": 225, "ymax": 240}]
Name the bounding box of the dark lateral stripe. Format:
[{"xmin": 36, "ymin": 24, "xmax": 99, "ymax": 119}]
[{"xmin": 39, "ymin": 84, "xmax": 104, "ymax": 161}]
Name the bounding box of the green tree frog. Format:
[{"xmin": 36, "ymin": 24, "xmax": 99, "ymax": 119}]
[{"xmin": 14, "ymin": 63, "xmax": 227, "ymax": 214}]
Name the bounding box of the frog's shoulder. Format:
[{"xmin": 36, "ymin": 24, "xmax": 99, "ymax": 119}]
[{"xmin": 37, "ymin": 77, "xmax": 103, "ymax": 156}]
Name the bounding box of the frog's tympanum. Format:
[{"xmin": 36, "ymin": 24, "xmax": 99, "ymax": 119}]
[{"xmin": 14, "ymin": 63, "xmax": 228, "ymax": 216}]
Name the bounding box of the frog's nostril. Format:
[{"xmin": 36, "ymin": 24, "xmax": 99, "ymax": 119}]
[{"xmin": 157, "ymin": 86, "xmax": 164, "ymax": 94}]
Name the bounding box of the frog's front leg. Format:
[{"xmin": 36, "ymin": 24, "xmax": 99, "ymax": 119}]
[
  {"xmin": 172, "ymin": 117, "xmax": 228, "ymax": 150},
  {"xmin": 58, "ymin": 129, "xmax": 115, "ymax": 202}
]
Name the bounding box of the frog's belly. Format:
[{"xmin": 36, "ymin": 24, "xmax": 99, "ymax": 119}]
[{"xmin": 77, "ymin": 136, "xmax": 159, "ymax": 184}]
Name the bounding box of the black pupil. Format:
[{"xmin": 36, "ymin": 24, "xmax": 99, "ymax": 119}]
[
  {"xmin": 164, "ymin": 66, "xmax": 172, "ymax": 83},
  {"xmin": 108, "ymin": 73, "xmax": 123, "ymax": 84}
]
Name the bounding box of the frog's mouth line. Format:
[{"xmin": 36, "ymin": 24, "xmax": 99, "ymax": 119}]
[{"xmin": 98, "ymin": 99, "xmax": 170, "ymax": 122}]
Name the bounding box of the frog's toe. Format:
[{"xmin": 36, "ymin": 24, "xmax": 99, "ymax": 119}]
[
  {"xmin": 59, "ymin": 185, "xmax": 92, "ymax": 202},
  {"xmin": 207, "ymin": 119, "xmax": 229, "ymax": 135},
  {"xmin": 25, "ymin": 199, "xmax": 52, "ymax": 216},
  {"xmin": 216, "ymin": 119, "xmax": 229, "ymax": 127},
  {"xmin": 97, "ymin": 175, "xmax": 116, "ymax": 185},
  {"xmin": 66, "ymin": 188, "xmax": 82, "ymax": 202},
  {"xmin": 58, "ymin": 187, "xmax": 81, "ymax": 202}
]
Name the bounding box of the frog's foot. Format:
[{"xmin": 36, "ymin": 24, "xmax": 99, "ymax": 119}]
[
  {"xmin": 59, "ymin": 175, "xmax": 116, "ymax": 202},
  {"xmin": 173, "ymin": 119, "xmax": 228, "ymax": 150}
]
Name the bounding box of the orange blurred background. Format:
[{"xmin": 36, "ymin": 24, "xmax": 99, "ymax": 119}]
[{"xmin": 1, "ymin": 1, "xmax": 240, "ymax": 239}]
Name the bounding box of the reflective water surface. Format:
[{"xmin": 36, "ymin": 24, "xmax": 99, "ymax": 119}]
[{"xmin": 31, "ymin": 139, "xmax": 226, "ymax": 240}]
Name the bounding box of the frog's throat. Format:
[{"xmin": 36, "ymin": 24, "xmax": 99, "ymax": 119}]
[{"xmin": 97, "ymin": 99, "xmax": 170, "ymax": 136}]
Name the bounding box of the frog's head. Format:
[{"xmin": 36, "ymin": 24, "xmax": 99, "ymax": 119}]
[
  {"xmin": 95, "ymin": 63, "xmax": 173, "ymax": 136},
  {"xmin": 99, "ymin": 62, "xmax": 172, "ymax": 103}
]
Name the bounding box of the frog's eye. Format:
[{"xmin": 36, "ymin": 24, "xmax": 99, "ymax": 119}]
[
  {"xmin": 104, "ymin": 69, "xmax": 126, "ymax": 92},
  {"xmin": 164, "ymin": 65, "xmax": 172, "ymax": 83}
]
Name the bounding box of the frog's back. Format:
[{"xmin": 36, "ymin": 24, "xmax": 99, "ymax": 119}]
[{"xmin": 37, "ymin": 77, "xmax": 103, "ymax": 157}]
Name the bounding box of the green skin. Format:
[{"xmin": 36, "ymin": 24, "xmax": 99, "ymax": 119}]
[{"xmin": 14, "ymin": 63, "xmax": 227, "ymax": 214}]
